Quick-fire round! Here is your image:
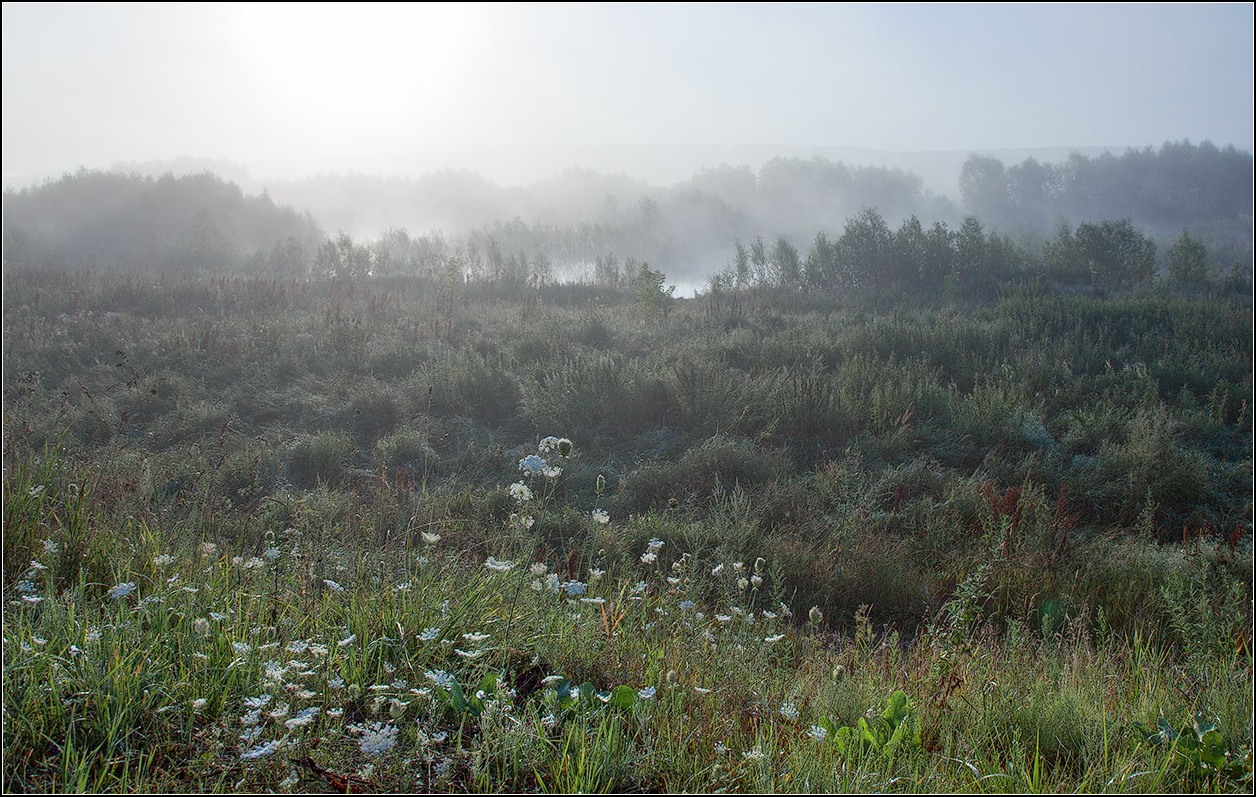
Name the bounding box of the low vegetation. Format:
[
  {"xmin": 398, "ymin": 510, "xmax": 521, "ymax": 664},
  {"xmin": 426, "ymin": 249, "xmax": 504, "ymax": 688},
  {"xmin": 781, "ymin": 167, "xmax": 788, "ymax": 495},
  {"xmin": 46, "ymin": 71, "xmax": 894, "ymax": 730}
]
[{"xmin": 3, "ymin": 265, "xmax": 1251, "ymax": 792}]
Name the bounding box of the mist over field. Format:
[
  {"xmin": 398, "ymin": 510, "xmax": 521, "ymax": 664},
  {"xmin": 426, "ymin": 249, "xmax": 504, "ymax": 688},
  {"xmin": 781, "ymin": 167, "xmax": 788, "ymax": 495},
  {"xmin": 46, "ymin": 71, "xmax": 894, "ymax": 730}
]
[{"xmin": 3, "ymin": 4, "xmax": 1254, "ymax": 794}]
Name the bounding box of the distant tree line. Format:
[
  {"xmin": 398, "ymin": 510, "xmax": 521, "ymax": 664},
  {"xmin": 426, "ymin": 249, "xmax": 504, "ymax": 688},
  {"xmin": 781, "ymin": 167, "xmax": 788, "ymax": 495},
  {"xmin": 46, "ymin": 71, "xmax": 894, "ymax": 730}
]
[
  {"xmin": 707, "ymin": 212, "xmax": 1250, "ymax": 301},
  {"xmin": 3, "ymin": 169, "xmax": 325, "ymax": 276},
  {"xmin": 960, "ymin": 140, "xmax": 1251, "ymax": 255},
  {"xmin": 3, "ymin": 146, "xmax": 1250, "ymax": 302}
]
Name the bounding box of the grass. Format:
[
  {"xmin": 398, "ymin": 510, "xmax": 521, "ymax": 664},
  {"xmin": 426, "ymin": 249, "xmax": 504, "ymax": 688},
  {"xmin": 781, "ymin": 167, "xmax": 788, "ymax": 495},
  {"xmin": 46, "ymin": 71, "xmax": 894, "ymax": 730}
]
[
  {"xmin": 3, "ymin": 270, "xmax": 1252, "ymax": 792},
  {"xmin": 3, "ymin": 444, "xmax": 1251, "ymax": 793}
]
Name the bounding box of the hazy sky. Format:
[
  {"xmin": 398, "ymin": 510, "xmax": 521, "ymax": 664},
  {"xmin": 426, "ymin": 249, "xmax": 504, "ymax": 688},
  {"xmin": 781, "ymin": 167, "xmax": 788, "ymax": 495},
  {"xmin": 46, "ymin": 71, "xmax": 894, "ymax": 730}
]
[{"xmin": 3, "ymin": 2, "xmax": 1252, "ymax": 187}]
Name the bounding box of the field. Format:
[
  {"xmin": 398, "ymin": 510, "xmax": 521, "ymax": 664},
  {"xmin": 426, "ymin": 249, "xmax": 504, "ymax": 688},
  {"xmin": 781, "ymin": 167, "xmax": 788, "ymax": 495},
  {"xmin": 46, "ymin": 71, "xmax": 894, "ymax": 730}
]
[{"xmin": 3, "ymin": 268, "xmax": 1252, "ymax": 792}]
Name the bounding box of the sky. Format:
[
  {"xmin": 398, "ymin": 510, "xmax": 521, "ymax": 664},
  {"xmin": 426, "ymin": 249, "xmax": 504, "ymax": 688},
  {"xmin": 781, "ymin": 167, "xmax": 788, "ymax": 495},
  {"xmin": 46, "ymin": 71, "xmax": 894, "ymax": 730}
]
[{"xmin": 2, "ymin": 2, "xmax": 1253, "ymax": 188}]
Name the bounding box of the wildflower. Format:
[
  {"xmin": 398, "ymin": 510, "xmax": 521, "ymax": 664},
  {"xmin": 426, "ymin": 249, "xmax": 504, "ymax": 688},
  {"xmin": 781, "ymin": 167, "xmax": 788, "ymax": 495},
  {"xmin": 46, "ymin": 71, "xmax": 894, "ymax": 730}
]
[
  {"xmin": 15, "ymin": 581, "xmax": 36, "ymax": 594},
  {"xmin": 714, "ymin": 741, "xmax": 729, "ymax": 754},
  {"xmin": 233, "ymin": 642, "xmax": 252, "ymax": 655},
  {"xmin": 518, "ymin": 455, "xmax": 549, "ymax": 476},
  {"xmin": 323, "ymin": 579, "xmax": 345, "ymax": 592},
  {"xmin": 538, "ymin": 436, "xmax": 560, "ymax": 453},
  {"xmin": 21, "ymin": 595, "xmax": 44, "ymax": 604},
  {"xmin": 742, "ymin": 748, "xmax": 764, "ymax": 761},
  {"xmin": 338, "ymin": 633, "xmax": 356, "ymax": 647},
  {"xmin": 715, "ymin": 614, "xmax": 732, "ymax": 623},
  {"xmin": 484, "ymin": 556, "xmax": 515, "ymax": 572},
  {"xmin": 420, "ymin": 531, "xmax": 441, "ymax": 544},
  {"xmin": 153, "ymin": 554, "xmax": 176, "ymax": 568},
  {"xmin": 425, "ymin": 670, "xmax": 455, "ymax": 689},
  {"xmin": 263, "ymin": 547, "xmax": 281, "ymax": 561},
  {"xmin": 352, "ymin": 722, "xmax": 399, "ymax": 756},
  {"xmin": 808, "ymin": 725, "xmax": 829, "ymax": 742},
  {"xmin": 462, "ymin": 632, "xmax": 490, "ymax": 643},
  {"xmin": 530, "ymin": 562, "xmax": 548, "ymax": 576},
  {"xmin": 694, "ymin": 686, "xmax": 712, "ymax": 694},
  {"xmin": 711, "ymin": 563, "xmax": 725, "ymax": 575},
  {"xmin": 764, "ymin": 634, "xmax": 785, "ymax": 643},
  {"xmin": 640, "ymin": 551, "xmax": 657, "ymax": 565},
  {"xmin": 200, "ymin": 542, "xmax": 218, "ymax": 557},
  {"xmin": 418, "ymin": 627, "xmax": 441, "ymax": 642},
  {"xmin": 561, "ymin": 580, "xmax": 587, "ymax": 597},
  {"xmin": 647, "ymin": 538, "xmax": 665, "ymax": 551},
  {"xmin": 510, "ymin": 513, "xmax": 535, "ymax": 530},
  {"xmin": 781, "ymin": 702, "xmax": 800, "ymax": 721},
  {"xmin": 193, "ymin": 618, "xmax": 210, "ymax": 636},
  {"xmin": 193, "ymin": 698, "xmax": 207, "ymax": 711},
  {"xmin": 679, "ymin": 600, "xmax": 696, "ymax": 611},
  {"xmin": 108, "ymin": 582, "xmax": 137, "ymax": 599},
  {"xmin": 454, "ymin": 648, "xmax": 486, "ymax": 659},
  {"xmin": 42, "ymin": 538, "xmax": 59, "ymax": 554},
  {"xmin": 240, "ymin": 738, "xmax": 284, "ymax": 760},
  {"xmin": 809, "ymin": 606, "xmax": 824, "ymax": 626},
  {"xmin": 210, "ymin": 611, "xmax": 228, "ymax": 621},
  {"xmin": 750, "ymin": 575, "xmax": 763, "ymax": 588},
  {"xmin": 508, "ymin": 481, "xmax": 533, "ymax": 503},
  {"xmin": 737, "ymin": 577, "xmax": 749, "ymax": 590},
  {"xmin": 285, "ymin": 707, "xmax": 320, "ymax": 730},
  {"xmin": 638, "ymin": 686, "xmax": 656, "ymax": 700},
  {"xmin": 588, "ymin": 567, "xmax": 605, "ymax": 580},
  {"xmin": 244, "ymin": 694, "xmax": 274, "ymax": 709},
  {"xmin": 241, "ymin": 709, "xmax": 264, "ymax": 727},
  {"xmin": 761, "ymin": 609, "xmax": 778, "ymax": 620},
  {"xmin": 267, "ymin": 702, "xmax": 290, "ymax": 720},
  {"xmin": 591, "ymin": 508, "xmax": 610, "ymax": 524},
  {"xmin": 28, "ymin": 484, "xmax": 45, "ymax": 498}
]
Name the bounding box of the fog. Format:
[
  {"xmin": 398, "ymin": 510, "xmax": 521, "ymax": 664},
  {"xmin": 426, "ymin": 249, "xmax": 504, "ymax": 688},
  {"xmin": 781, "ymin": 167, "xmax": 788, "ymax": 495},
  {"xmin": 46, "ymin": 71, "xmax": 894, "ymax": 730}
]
[
  {"xmin": 4, "ymin": 3, "xmax": 1251, "ymax": 188},
  {"xmin": 3, "ymin": 3, "xmax": 1253, "ymax": 291}
]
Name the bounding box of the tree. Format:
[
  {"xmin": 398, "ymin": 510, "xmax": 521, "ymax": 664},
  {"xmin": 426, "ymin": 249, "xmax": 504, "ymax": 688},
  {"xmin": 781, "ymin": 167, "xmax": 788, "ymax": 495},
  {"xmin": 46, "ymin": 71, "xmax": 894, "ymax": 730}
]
[
  {"xmin": 770, "ymin": 235, "xmax": 803, "ymax": 290},
  {"xmin": 921, "ymin": 221, "xmax": 956, "ymax": 285},
  {"xmin": 1166, "ymin": 230, "xmax": 1209, "ymax": 289},
  {"xmin": 959, "ymin": 155, "xmax": 1008, "ymax": 223},
  {"xmin": 891, "ymin": 215, "xmax": 928, "ymax": 288},
  {"xmin": 804, "ymin": 232, "xmax": 839, "ymax": 289},
  {"xmin": 836, "ymin": 208, "xmax": 893, "ymax": 290},
  {"xmin": 732, "ymin": 240, "xmax": 751, "ymax": 288},
  {"xmin": 749, "ymin": 236, "xmax": 769, "ymax": 286},
  {"xmin": 1073, "ymin": 219, "xmax": 1156, "ymax": 286}
]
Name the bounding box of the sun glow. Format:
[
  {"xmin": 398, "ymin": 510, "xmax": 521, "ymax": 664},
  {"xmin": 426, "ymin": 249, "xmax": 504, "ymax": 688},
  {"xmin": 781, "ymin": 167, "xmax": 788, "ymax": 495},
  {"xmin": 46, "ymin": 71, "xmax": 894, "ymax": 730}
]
[{"xmin": 229, "ymin": 3, "xmax": 486, "ymax": 148}]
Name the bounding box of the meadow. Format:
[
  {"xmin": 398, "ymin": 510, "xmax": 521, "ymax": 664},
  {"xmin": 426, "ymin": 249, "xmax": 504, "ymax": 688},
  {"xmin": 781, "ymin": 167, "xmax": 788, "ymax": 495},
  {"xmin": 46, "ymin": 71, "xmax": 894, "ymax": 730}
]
[{"xmin": 3, "ymin": 268, "xmax": 1251, "ymax": 792}]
